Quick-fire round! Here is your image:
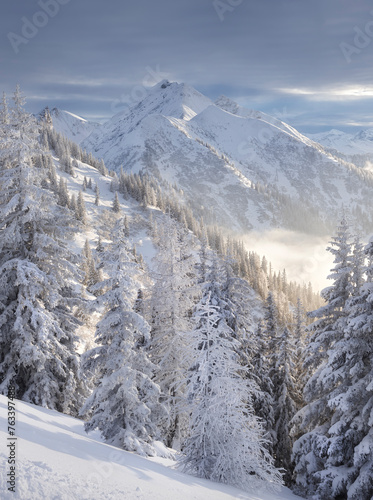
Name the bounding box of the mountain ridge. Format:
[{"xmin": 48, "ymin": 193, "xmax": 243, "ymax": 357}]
[
  {"xmin": 39, "ymin": 81, "xmax": 373, "ymax": 236},
  {"xmin": 80, "ymin": 81, "xmax": 373, "ymax": 235}
]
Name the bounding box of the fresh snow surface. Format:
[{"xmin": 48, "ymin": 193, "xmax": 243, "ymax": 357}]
[{"xmin": 0, "ymin": 396, "xmax": 302, "ymax": 500}]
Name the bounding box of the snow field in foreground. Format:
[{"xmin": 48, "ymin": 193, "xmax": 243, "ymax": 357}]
[{"xmin": 0, "ymin": 396, "xmax": 302, "ymax": 500}]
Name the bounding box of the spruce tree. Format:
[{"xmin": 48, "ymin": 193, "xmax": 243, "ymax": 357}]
[
  {"xmin": 81, "ymin": 219, "xmax": 165, "ymax": 455},
  {"xmin": 0, "ymin": 86, "xmax": 86, "ymax": 415},
  {"xmin": 112, "ymin": 191, "xmax": 120, "ymax": 213},
  {"xmin": 58, "ymin": 177, "xmax": 69, "ymax": 207},
  {"xmin": 94, "ymin": 184, "xmax": 100, "ymax": 206},
  {"xmin": 76, "ymin": 190, "xmax": 87, "ymax": 224},
  {"xmin": 180, "ymin": 288, "xmax": 282, "ymax": 490},
  {"xmin": 149, "ymin": 215, "xmax": 196, "ymax": 448},
  {"xmin": 339, "ymin": 237, "xmax": 373, "ymax": 499},
  {"xmin": 291, "ymin": 217, "xmax": 356, "ymax": 499},
  {"xmin": 82, "ymin": 239, "xmax": 99, "ymax": 289},
  {"xmin": 273, "ymin": 326, "xmax": 298, "ymax": 485}
]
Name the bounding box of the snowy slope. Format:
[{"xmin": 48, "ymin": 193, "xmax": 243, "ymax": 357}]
[
  {"xmin": 42, "ymin": 108, "xmax": 100, "ymax": 144},
  {"xmin": 55, "ymin": 159, "xmax": 156, "ymax": 258},
  {"xmin": 0, "ymin": 396, "xmax": 302, "ymax": 500},
  {"xmin": 82, "ymin": 81, "xmax": 373, "ymax": 235}
]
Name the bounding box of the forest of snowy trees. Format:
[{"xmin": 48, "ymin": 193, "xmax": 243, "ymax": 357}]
[{"xmin": 1, "ymin": 88, "xmax": 373, "ymax": 499}]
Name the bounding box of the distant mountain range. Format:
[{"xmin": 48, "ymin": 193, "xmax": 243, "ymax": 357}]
[
  {"xmin": 309, "ymin": 129, "xmax": 373, "ymax": 156},
  {"xmin": 41, "ymin": 81, "xmax": 373, "ymax": 236}
]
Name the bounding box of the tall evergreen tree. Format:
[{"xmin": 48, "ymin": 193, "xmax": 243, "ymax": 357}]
[
  {"xmin": 94, "ymin": 184, "xmax": 100, "ymax": 206},
  {"xmin": 76, "ymin": 190, "xmax": 87, "ymax": 224},
  {"xmin": 262, "ymin": 291, "xmax": 279, "ymax": 452},
  {"xmin": 291, "ymin": 218, "xmax": 356, "ymax": 499},
  {"xmin": 337, "ymin": 237, "xmax": 373, "ymax": 499},
  {"xmin": 180, "ymin": 289, "xmax": 282, "ymax": 491},
  {"xmin": 112, "ymin": 191, "xmax": 120, "ymax": 213},
  {"xmin": 82, "ymin": 239, "xmax": 100, "ymax": 289},
  {"xmin": 81, "ymin": 219, "xmax": 165, "ymax": 455},
  {"xmin": 273, "ymin": 326, "xmax": 299, "ymax": 485},
  {"xmin": 149, "ymin": 215, "xmax": 196, "ymax": 448},
  {"xmin": 0, "ymin": 87, "xmax": 86, "ymax": 415}
]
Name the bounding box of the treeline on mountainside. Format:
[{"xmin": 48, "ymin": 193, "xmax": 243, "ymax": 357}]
[
  {"xmin": 2, "ymin": 89, "xmax": 373, "ymax": 498},
  {"xmin": 195, "ymin": 134, "xmax": 373, "ymax": 234}
]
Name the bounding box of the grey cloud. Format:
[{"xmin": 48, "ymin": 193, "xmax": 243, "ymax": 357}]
[{"xmin": 1, "ymin": 0, "xmax": 373, "ymax": 130}]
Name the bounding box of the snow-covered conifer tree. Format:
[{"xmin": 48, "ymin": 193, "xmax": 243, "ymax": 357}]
[
  {"xmin": 124, "ymin": 215, "xmax": 130, "ymax": 237},
  {"xmin": 264, "ymin": 292, "xmax": 279, "ymax": 355},
  {"xmin": 351, "ymin": 234, "xmax": 365, "ymax": 295},
  {"xmin": 76, "ymin": 190, "xmax": 87, "ymax": 224},
  {"xmin": 94, "ymin": 184, "xmax": 100, "ymax": 206},
  {"xmin": 81, "ymin": 219, "xmax": 166, "ymax": 455},
  {"xmin": 180, "ymin": 289, "xmax": 282, "ymax": 491},
  {"xmin": 57, "ymin": 177, "xmax": 69, "ymax": 207},
  {"xmin": 293, "ymin": 298, "xmax": 306, "ymax": 382},
  {"xmin": 273, "ymin": 326, "xmax": 299, "ymax": 484},
  {"xmin": 336, "ymin": 237, "xmax": 373, "ymax": 499},
  {"xmin": 69, "ymin": 193, "xmax": 77, "ymax": 212},
  {"xmin": 98, "ymin": 158, "xmax": 108, "ymax": 176},
  {"xmin": 112, "ymin": 191, "xmax": 120, "ymax": 213},
  {"xmin": 0, "ymin": 87, "xmax": 86, "ymax": 415},
  {"xmin": 291, "ymin": 217, "xmax": 356, "ymax": 499},
  {"xmin": 251, "ymin": 320, "xmax": 275, "ymax": 448},
  {"xmin": 149, "ymin": 215, "xmax": 196, "ymax": 448},
  {"xmin": 82, "ymin": 239, "xmax": 99, "ymax": 289},
  {"xmin": 260, "ymin": 292, "xmax": 280, "ymax": 451},
  {"xmin": 0, "ymin": 92, "xmax": 9, "ymax": 131}
]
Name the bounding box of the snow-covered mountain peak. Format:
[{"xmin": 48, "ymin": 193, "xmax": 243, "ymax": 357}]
[
  {"xmin": 327, "ymin": 129, "xmax": 349, "ymax": 137},
  {"xmin": 51, "ymin": 107, "xmax": 88, "ymax": 123},
  {"xmin": 38, "ymin": 107, "xmax": 100, "ymax": 144},
  {"xmin": 215, "ymin": 95, "xmax": 240, "ymax": 115},
  {"xmin": 308, "ymin": 128, "xmax": 373, "ymax": 155},
  {"xmin": 152, "ymin": 78, "xmax": 173, "ymax": 90},
  {"xmin": 144, "ymin": 79, "xmax": 213, "ymax": 120},
  {"xmin": 78, "ymin": 81, "xmax": 373, "ymax": 236},
  {"xmin": 110, "ymin": 80, "xmax": 213, "ymax": 125},
  {"xmin": 354, "ymin": 128, "xmax": 373, "ymax": 142}
]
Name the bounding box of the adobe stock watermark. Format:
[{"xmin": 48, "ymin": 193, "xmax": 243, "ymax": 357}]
[
  {"xmin": 340, "ymin": 9, "xmax": 373, "ymax": 63},
  {"xmin": 213, "ymin": 0, "xmax": 245, "ymax": 22},
  {"xmin": 7, "ymin": 0, "xmax": 72, "ymax": 55},
  {"xmin": 111, "ymin": 65, "xmax": 168, "ymax": 114}
]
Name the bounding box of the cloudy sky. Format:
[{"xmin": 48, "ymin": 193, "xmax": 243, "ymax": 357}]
[{"xmin": 1, "ymin": 0, "xmax": 373, "ymax": 133}]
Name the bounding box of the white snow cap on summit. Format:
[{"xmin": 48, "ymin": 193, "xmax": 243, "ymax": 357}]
[
  {"xmin": 140, "ymin": 79, "xmax": 213, "ymax": 121},
  {"xmin": 40, "ymin": 107, "xmax": 100, "ymax": 144}
]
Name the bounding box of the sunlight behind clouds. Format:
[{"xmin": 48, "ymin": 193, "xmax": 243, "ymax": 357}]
[{"xmin": 278, "ymin": 85, "xmax": 373, "ymax": 101}]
